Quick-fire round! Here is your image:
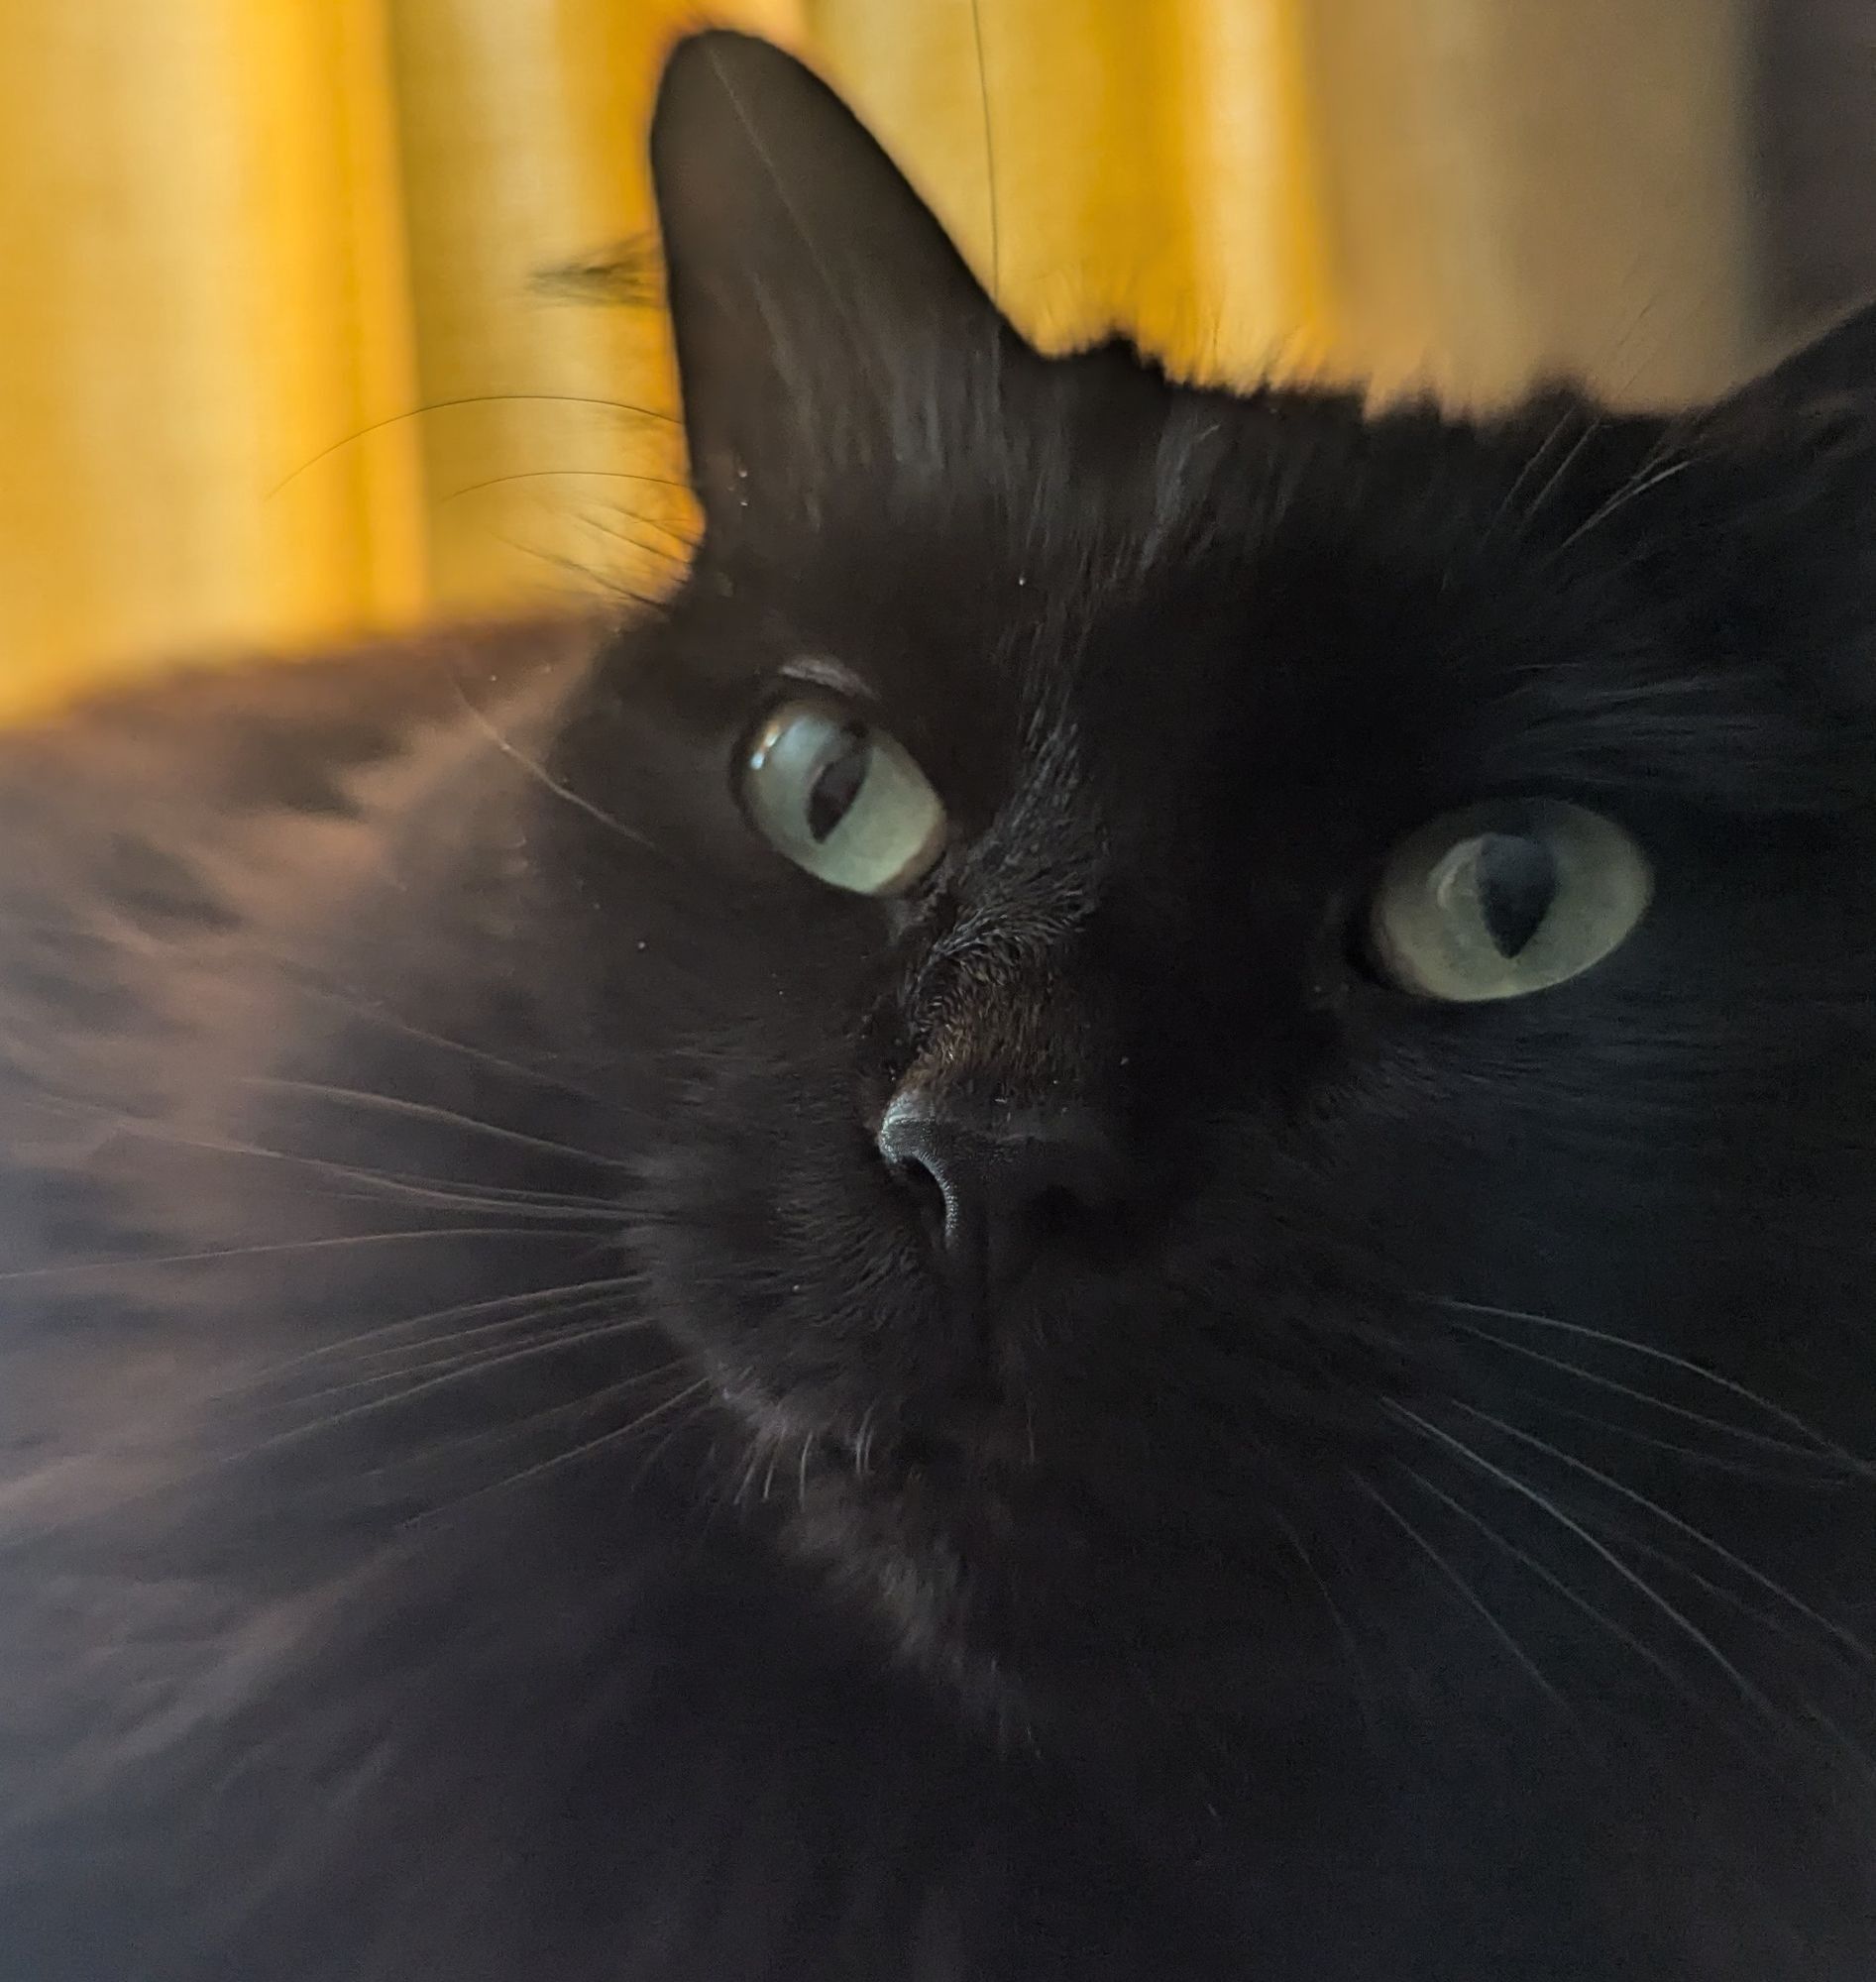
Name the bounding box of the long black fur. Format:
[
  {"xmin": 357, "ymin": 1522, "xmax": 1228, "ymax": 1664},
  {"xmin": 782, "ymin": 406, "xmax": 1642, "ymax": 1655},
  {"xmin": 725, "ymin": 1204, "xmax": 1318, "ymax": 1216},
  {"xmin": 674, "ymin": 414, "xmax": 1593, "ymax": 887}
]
[{"xmin": 4, "ymin": 32, "xmax": 1876, "ymax": 1979}]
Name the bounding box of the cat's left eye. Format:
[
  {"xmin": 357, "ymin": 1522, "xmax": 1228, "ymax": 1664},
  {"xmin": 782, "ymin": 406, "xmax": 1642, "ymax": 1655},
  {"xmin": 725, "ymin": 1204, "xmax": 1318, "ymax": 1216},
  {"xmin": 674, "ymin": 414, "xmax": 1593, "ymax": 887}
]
[
  {"xmin": 1369, "ymin": 799, "xmax": 1651, "ymax": 1003},
  {"xmin": 737, "ymin": 697, "xmax": 947, "ymax": 896}
]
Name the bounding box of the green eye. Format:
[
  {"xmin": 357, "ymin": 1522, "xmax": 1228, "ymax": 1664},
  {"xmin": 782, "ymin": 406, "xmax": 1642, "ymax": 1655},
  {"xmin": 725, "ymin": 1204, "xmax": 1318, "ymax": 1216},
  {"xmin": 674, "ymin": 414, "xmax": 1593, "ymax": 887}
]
[
  {"xmin": 738, "ymin": 697, "xmax": 947, "ymax": 896},
  {"xmin": 1370, "ymin": 799, "xmax": 1651, "ymax": 1003}
]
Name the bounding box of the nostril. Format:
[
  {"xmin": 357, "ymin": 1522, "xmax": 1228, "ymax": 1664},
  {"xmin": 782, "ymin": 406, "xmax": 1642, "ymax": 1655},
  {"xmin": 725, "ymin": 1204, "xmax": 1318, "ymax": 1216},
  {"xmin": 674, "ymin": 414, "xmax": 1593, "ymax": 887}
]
[
  {"xmin": 888, "ymin": 1146, "xmax": 949, "ymax": 1241},
  {"xmin": 878, "ymin": 1086, "xmax": 1132, "ymax": 1284},
  {"xmin": 876, "ymin": 1101, "xmax": 957, "ymax": 1240}
]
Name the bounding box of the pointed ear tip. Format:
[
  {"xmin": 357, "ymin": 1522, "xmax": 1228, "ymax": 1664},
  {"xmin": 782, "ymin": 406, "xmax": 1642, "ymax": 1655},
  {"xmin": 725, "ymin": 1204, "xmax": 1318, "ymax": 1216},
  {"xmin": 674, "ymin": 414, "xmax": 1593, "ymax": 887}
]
[
  {"xmin": 653, "ymin": 27, "xmax": 809, "ymax": 121},
  {"xmin": 650, "ymin": 29, "xmax": 824, "ymax": 188}
]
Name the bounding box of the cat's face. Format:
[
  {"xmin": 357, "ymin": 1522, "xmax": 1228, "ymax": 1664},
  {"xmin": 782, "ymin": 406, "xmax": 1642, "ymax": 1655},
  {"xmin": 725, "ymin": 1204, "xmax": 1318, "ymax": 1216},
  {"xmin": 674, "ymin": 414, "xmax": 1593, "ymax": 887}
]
[{"xmin": 541, "ymin": 34, "xmax": 1876, "ymax": 1738}]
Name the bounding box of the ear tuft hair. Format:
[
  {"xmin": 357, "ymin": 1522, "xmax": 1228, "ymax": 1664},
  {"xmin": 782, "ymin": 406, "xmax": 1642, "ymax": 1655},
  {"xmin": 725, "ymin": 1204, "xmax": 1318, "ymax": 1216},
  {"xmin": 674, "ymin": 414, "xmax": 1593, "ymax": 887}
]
[{"xmin": 648, "ymin": 31, "xmax": 1018, "ymax": 527}]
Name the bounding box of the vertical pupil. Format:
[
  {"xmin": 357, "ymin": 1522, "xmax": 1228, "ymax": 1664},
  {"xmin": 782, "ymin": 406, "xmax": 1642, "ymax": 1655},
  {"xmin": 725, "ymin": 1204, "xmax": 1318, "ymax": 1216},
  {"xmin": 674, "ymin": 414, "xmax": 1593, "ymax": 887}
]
[
  {"xmin": 806, "ymin": 726, "xmax": 871, "ymax": 842},
  {"xmin": 1474, "ymin": 832, "xmax": 1559, "ymax": 956}
]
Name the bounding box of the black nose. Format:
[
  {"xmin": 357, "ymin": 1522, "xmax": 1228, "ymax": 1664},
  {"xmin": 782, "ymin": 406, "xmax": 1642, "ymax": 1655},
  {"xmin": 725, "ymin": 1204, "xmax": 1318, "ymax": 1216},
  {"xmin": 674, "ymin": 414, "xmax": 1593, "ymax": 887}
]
[{"xmin": 876, "ymin": 1090, "xmax": 1126, "ymax": 1308}]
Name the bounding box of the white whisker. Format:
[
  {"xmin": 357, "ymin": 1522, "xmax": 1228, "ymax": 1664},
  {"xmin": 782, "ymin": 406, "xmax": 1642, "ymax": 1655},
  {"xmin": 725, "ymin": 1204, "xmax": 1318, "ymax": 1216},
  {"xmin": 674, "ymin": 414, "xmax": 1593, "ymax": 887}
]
[
  {"xmin": 265, "ymin": 1295, "xmax": 643, "ymax": 1413},
  {"xmin": 239, "ymin": 1308, "xmax": 658, "ymax": 1450},
  {"xmin": 1427, "ymin": 1294, "xmax": 1868, "ymax": 1473},
  {"xmin": 250, "ymin": 1272, "xmax": 640, "ymax": 1381},
  {"xmin": 1545, "ymin": 454, "xmax": 1696, "ymax": 565},
  {"xmin": 1393, "ymin": 1457, "xmax": 1692, "ymax": 1698},
  {"xmin": 1444, "ymin": 1315, "xmax": 1844, "ymax": 1472},
  {"xmin": 244, "ymin": 1077, "xmax": 634, "ymax": 1171},
  {"xmin": 1448, "ymin": 1400, "xmax": 1875, "ymax": 1669},
  {"xmin": 433, "ymin": 1375, "xmax": 715, "ymax": 1511},
  {"xmin": 0, "ymin": 1226, "xmax": 546, "ymax": 1285},
  {"xmin": 1352, "ymin": 1471, "xmax": 1570, "ymax": 1711},
  {"xmin": 1388, "ymin": 1402, "xmax": 1781, "ymax": 1718}
]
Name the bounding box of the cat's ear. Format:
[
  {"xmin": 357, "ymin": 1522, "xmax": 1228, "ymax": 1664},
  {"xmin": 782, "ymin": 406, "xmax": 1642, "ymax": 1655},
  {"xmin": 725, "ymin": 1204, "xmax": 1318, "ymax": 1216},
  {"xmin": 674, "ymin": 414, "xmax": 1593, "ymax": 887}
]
[
  {"xmin": 1708, "ymin": 296, "xmax": 1876, "ymax": 718},
  {"xmin": 1729, "ymin": 295, "xmax": 1876, "ymax": 408},
  {"xmin": 649, "ymin": 30, "xmax": 1016, "ymax": 526}
]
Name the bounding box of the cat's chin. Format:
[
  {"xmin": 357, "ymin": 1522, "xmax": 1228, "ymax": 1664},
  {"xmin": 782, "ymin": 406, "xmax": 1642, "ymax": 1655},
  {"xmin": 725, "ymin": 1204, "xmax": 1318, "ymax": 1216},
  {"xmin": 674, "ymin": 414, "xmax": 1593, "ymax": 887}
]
[{"xmin": 764, "ymin": 1419, "xmax": 1070, "ymax": 1727}]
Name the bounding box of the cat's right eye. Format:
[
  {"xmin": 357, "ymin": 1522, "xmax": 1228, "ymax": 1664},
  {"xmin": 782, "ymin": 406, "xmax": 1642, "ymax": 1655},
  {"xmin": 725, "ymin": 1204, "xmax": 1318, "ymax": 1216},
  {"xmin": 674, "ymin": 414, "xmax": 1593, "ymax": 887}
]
[
  {"xmin": 1368, "ymin": 799, "xmax": 1652, "ymax": 1002},
  {"xmin": 737, "ymin": 697, "xmax": 947, "ymax": 896}
]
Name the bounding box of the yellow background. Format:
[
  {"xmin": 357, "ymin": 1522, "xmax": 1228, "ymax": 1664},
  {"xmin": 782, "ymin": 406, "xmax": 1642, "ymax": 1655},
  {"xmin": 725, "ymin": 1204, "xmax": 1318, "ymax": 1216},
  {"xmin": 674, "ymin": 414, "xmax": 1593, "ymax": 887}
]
[{"xmin": 1, "ymin": 2, "xmax": 1759, "ymax": 717}]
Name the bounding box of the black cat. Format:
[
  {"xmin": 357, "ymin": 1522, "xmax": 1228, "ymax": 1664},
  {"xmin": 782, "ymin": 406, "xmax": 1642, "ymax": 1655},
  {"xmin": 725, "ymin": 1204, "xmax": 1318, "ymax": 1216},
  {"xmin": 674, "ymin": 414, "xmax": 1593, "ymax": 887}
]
[{"xmin": 3, "ymin": 30, "xmax": 1874, "ymax": 1979}]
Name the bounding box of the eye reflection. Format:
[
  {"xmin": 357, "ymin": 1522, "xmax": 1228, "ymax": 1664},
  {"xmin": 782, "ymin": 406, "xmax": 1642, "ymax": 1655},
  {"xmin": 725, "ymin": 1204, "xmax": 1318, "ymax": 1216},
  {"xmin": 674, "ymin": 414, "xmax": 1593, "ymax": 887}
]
[
  {"xmin": 1370, "ymin": 799, "xmax": 1652, "ymax": 1002},
  {"xmin": 738, "ymin": 696, "xmax": 947, "ymax": 896}
]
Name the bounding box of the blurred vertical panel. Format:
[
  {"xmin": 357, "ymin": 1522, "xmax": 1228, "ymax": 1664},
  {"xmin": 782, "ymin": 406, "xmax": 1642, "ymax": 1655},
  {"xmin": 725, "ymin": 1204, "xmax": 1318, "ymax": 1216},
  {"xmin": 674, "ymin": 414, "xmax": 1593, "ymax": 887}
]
[
  {"xmin": 1301, "ymin": 0, "xmax": 1761, "ymax": 406},
  {"xmin": 1755, "ymin": 0, "xmax": 1876, "ymax": 345},
  {"xmin": 802, "ymin": 0, "xmax": 1329, "ymax": 380},
  {"xmin": 385, "ymin": 0, "xmax": 804, "ymax": 618},
  {"xmin": 0, "ymin": 0, "xmax": 424, "ymax": 717},
  {"xmin": 1174, "ymin": 0, "xmax": 1336, "ymax": 383},
  {"xmin": 386, "ymin": 0, "xmax": 675, "ymax": 618}
]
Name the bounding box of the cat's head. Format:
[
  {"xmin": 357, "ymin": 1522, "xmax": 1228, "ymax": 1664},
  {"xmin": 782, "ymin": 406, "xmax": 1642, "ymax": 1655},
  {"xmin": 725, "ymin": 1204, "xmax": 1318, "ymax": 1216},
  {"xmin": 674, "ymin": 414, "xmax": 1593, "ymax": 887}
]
[{"xmin": 536, "ymin": 33, "xmax": 1876, "ymax": 1742}]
